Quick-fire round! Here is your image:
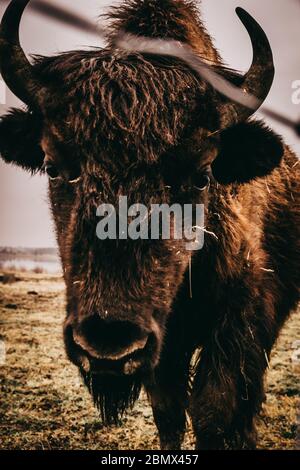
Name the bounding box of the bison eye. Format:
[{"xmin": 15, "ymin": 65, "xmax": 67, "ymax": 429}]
[
  {"xmin": 194, "ymin": 173, "xmax": 211, "ymax": 191},
  {"xmin": 45, "ymin": 164, "xmax": 60, "ymax": 180}
]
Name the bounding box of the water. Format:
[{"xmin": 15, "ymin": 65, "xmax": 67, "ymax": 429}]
[{"xmin": 1, "ymin": 259, "xmax": 62, "ymax": 274}]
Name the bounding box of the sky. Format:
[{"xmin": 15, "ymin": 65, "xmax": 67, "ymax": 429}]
[{"xmin": 0, "ymin": 0, "xmax": 299, "ymax": 248}]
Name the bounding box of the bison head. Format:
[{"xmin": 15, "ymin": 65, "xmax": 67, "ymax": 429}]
[{"xmin": 0, "ymin": 0, "xmax": 283, "ymax": 423}]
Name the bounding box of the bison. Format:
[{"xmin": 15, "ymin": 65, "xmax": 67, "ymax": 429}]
[{"xmin": 0, "ymin": 0, "xmax": 299, "ymax": 450}]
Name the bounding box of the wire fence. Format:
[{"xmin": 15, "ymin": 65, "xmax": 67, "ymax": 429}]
[{"xmin": 0, "ymin": 0, "xmax": 300, "ymax": 137}]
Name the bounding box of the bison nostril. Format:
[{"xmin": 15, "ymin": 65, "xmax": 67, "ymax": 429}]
[{"xmin": 73, "ymin": 315, "xmax": 149, "ymax": 360}]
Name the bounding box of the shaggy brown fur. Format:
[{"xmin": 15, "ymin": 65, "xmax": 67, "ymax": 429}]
[
  {"xmin": 0, "ymin": 0, "xmax": 299, "ymax": 450},
  {"xmin": 106, "ymin": 0, "xmax": 221, "ymax": 62}
]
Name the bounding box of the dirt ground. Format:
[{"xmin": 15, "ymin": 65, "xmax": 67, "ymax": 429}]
[{"xmin": 0, "ymin": 272, "xmax": 299, "ymax": 450}]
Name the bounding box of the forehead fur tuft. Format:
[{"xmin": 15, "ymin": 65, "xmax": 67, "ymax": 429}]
[{"xmin": 104, "ymin": 0, "xmax": 219, "ymax": 61}]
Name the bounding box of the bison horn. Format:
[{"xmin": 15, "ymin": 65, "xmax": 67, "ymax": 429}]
[
  {"xmin": 0, "ymin": 0, "xmax": 42, "ymax": 106},
  {"xmin": 219, "ymin": 8, "xmax": 275, "ymax": 128}
]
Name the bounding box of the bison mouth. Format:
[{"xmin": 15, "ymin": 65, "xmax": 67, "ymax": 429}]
[
  {"xmin": 63, "ymin": 324, "xmax": 157, "ymax": 424},
  {"xmin": 87, "ymin": 343, "xmax": 149, "ymax": 376},
  {"xmin": 63, "ymin": 319, "xmax": 161, "ymax": 424},
  {"xmin": 64, "ymin": 323, "xmax": 158, "ymax": 377},
  {"xmin": 78, "ymin": 335, "xmax": 155, "ymax": 377}
]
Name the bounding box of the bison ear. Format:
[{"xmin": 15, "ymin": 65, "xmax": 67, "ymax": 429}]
[
  {"xmin": 211, "ymin": 121, "xmax": 284, "ymax": 184},
  {"xmin": 0, "ymin": 108, "xmax": 44, "ymax": 172}
]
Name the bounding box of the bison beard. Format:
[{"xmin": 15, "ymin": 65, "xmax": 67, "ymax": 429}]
[{"xmin": 80, "ymin": 370, "xmax": 142, "ymax": 425}]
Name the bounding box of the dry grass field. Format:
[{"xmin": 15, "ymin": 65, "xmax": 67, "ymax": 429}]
[{"xmin": 0, "ymin": 271, "xmax": 299, "ymax": 450}]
